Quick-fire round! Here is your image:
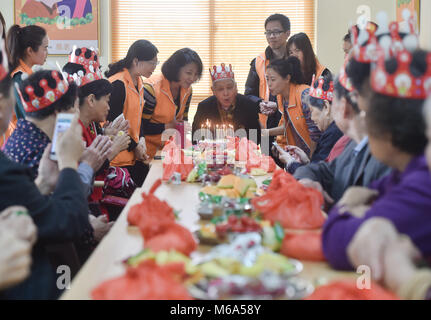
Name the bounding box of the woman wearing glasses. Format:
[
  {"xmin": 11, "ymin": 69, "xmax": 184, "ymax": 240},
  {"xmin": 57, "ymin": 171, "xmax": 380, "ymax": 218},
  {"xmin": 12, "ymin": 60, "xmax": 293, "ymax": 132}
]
[
  {"xmin": 105, "ymin": 39, "xmax": 159, "ymax": 186},
  {"xmin": 143, "ymin": 48, "xmax": 203, "ymax": 159},
  {"xmin": 287, "ymin": 32, "xmax": 331, "ymax": 86}
]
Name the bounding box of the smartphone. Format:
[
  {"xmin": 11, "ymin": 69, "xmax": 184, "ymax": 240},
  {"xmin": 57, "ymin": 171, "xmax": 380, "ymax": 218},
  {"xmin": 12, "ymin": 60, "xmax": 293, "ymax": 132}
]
[
  {"xmin": 272, "ymin": 141, "xmax": 285, "ymax": 153},
  {"xmin": 50, "ymin": 113, "xmax": 75, "ymax": 161}
]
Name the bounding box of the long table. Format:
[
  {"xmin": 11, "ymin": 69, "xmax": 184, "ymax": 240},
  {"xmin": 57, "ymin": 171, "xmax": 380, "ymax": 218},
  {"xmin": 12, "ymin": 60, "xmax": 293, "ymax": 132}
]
[{"xmin": 61, "ymin": 160, "xmax": 357, "ymax": 300}]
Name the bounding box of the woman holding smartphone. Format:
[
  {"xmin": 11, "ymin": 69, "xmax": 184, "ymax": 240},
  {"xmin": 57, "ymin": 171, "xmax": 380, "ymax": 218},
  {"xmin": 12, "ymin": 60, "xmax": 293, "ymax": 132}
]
[{"xmin": 263, "ymin": 56, "xmax": 320, "ymax": 158}]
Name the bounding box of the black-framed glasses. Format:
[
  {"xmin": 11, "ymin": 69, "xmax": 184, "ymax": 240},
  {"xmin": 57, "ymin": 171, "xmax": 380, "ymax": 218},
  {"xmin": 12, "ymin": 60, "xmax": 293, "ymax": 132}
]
[{"xmin": 264, "ymin": 30, "xmax": 285, "ymax": 37}]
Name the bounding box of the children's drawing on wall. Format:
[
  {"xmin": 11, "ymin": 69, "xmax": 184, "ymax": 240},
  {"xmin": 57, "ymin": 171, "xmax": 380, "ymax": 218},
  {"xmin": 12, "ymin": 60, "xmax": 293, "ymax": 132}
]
[
  {"xmin": 14, "ymin": 0, "xmax": 99, "ymax": 55},
  {"xmin": 396, "ymin": 0, "xmax": 420, "ymax": 31}
]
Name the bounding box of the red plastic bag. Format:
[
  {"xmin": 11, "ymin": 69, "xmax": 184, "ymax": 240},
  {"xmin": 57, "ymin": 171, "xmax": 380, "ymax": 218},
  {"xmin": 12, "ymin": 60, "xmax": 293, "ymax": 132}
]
[
  {"xmin": 128, "ymin": 179, "xmax": 176, "ymax": 239},
  {"xmin": 305, "ymin": 280, "xmax": 399, "ymax": 300},
  {"xmin": 227, "ymin": 136, "xmax": 238, "ymax": 152},
  {"xmin": 246, "ymin": 155, "xmax": 276, "ymax": 173},
  {"xmin": 252, "ymin": 170, "xmax": 325, "ymax": 229},
  {"xmin": 162, "ymin": 142, "xmax": 194, "ymax": 181},
  {"xmin": 92, "ymin": 260, "xmax": 192, "ymax": 300},
  {"xmin": 128, "ymin": 180, "xmax": 197, "ymax": 256},
  {"xmin": 145, "ymin": 222, "xmax": 197, "ymax": 257},
  {"xmin": 236, "ymin": 137, "xmax": 259, "ymax": 161},
  {"xmin": 281, "ymin": 231, "xmax": 325, "ymax": 261}
]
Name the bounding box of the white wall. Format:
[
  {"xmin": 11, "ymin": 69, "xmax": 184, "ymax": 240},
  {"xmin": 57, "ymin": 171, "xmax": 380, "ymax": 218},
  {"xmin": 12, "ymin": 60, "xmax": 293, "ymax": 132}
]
[
  {"xmin": 420, "ymin": 0, "xmax": 431, "ymax": 50},
  {"xmin": 315, "ymin": 0, "xmax": 396, "ymax": 74},
  {"xmin": 0, "ymin": 0, "xmax": 111, "ymax": 70}
]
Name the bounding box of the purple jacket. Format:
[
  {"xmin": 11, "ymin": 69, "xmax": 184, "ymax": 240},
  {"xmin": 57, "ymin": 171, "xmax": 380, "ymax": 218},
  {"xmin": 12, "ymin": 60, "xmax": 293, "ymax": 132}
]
[{"xmin": 322, "ymin": 155, "xmax": 431, "ymax": 270}]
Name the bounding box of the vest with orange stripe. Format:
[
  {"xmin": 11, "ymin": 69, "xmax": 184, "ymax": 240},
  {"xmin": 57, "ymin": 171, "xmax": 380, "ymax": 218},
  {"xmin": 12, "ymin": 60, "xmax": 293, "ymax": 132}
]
[
  {"xmin": 0, "ymin": 61, "xmax": 33, "ymax": 148},
  {"xmin": 108, "ymin": 69, "xmax": 145, "ymax": 167},
  {"xmin": 315, "ymin": 58, "xmax": 326, "ymax": 79},
  {"xmin": 255, "ymin": 52, "xmax": 270, "ymax": 128},
  {"xmin": 276, "ymin": 84, "xmax": 311, "ymax": 152},
  {"xmin": 144, "ymin": 74, "xmax": 192, "ymax": 158}
]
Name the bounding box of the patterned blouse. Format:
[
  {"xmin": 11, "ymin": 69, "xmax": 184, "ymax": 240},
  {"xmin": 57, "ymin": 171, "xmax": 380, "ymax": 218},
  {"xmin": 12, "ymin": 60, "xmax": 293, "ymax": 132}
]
[
  {"xmin": 3, "ymin": 119, "xmax": 50, "ymax": 180},
  {"xmin": 283, "ymin": 88, "xmax": 322, "ymax": 156}
]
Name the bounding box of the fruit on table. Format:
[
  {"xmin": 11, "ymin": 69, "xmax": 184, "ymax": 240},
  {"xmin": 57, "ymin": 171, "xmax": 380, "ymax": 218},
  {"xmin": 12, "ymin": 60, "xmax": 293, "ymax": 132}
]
[
  {"xmin": 238, "ymin": 263, "xmax": 265, "ymax": 277},
  {"xmin": 219, "ymin": 189, "xmax": 240, "ymax": 199},
  {"xmin": 262, "ymin": 226, "xmax": 281, "ymax": 251},
  {"xmin": 215, "ymin": 215, "xmax": 262, "ymax": 237},
  {"xmin": 200, "ymin": 261, "xmax": 231, "ymax": 278},
  {"xmin": 250, "ymin": 168, "xmax": 267, "ymax": 176},
  {"xmin": 245, "ymin": 190, "xmax": 256, "ymax": 199},
  {"xmin": 201, "ymin": 185, "xmax": 220, "ymax": 196},
  {"xmin": 200, "ymin": 175, "xmax": 258, "ymax": 199},
  {"xmin": 239, "ymin": 253, "xmax": 294, "ymax": 277},
  {"xmin": 217, "ymin": 166, "xmax": 233, "ymax": 176},
  {"xmin": 127, "ymin": 249, "xmax": 198, "ymax": 274},
  {"xmin": 199, "ymin": 224, "xmax": 217, "ymax": 240},
  {"xmin": 186, "ymin": 168, "xmax": 199, "ymax": 183},
  {"xmin": 217, "ymin": 175, "xmax": 237, "ymax": 189},
  {"xmin": 198, "ymin": 252, "xmax": 295, "ymax": 278},
  {"xmin": 202, "ymin": 172, "xmax": 221, "ymax": 184},
  {"xmin": 234, "ymin": 178, "xmax": 257, "ymax": 197}
]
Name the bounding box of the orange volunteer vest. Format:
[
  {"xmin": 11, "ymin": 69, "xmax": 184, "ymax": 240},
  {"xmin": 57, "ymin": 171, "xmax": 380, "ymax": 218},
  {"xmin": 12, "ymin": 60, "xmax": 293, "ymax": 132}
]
[
  {"xmin": 276, "ymin": 84, "xmax": 311, "ymax": 152},
  {"xmin": 1, "ymin": 60, "xmax": 33, "ymax": 148},
  {"xmin": 255, "ymin": 52, "xmax": 270, "ymax": 128},
  {"xmin": 108, "ymin": 69, "xmax": 145, "ymax": 167},
  {"xmin": 144, "ymin": 74, "xmax": 192, "ymax": 158}
]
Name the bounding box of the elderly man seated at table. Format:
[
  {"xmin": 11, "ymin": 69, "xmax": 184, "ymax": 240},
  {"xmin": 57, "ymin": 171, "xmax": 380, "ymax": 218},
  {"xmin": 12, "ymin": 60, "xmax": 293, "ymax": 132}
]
[{"xmin": 192, "ymin": 64, "xmax": 261, "ymax": 144}]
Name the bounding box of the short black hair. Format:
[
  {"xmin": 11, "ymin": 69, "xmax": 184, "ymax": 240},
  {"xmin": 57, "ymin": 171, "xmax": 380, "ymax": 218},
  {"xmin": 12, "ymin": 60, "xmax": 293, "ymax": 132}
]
[
  {"xmin": 267, "ymin": 56, "xmax": 305, "ymax": 85},
  {"xmin": 308, "ymin": 74, "xmax": 334, "ymax": 110},
  {"xmin": 77, "ymin": 80, "xmax": 112, "ymax": 106},
  {"xmin": 367, "ymin": 92, "xmax": 427, "ymax": 155},
  {"xmin": 161, "ymin": 48, "xmax": 203, "ymax": 82},
  {"xmin": 343, "ymin": 33, "xmax": 351, "ymax": 43},
  {"xmin": 162, "ymin": 48, "xmax": 203, "ymax": 82},
  {"xmin": 346, "ymin": 58, "xmax": 370, "ymax": 94},
  {"xmin": 63, "ymin": 62, "xmax": 112, "ymax": 106},
  {"xmin": 333, "ymin": 76, "xmax": 359, "ymax": 114},
  {"xmin": 265, "ymin": 14, "xmax": 291, "ymax": 32},
  {"xmin": 19, "ymin": 70, "xmax": 77, "ymax": 119}
]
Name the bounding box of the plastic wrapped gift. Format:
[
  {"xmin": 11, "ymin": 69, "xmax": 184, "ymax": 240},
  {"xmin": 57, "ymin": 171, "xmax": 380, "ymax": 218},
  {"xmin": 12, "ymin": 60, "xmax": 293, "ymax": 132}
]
[
  {"xmin": 252, "ymin": 170, "xmax": 325, "ymax": 230},
  {"xmin": 92, "ymin": 260, "xmax": 193, "ymax": 300}
]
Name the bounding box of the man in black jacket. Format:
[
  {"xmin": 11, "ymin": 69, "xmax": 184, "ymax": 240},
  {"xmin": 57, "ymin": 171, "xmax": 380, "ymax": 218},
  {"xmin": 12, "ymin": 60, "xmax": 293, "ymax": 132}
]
[
  {"xmin": 244, "ymin": 13, "xmax": 290, "ymax": 151},
  {"xmin": 192, "ymin": 64, "xmax": 261, "ymax": 145}
]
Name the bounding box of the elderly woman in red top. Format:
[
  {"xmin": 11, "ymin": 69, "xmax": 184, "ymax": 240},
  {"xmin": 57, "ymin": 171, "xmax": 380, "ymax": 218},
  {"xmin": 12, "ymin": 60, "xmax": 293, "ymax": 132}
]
[{"xmin": 62, "ymin": 47, "xmax": 132, "ymax": 216}]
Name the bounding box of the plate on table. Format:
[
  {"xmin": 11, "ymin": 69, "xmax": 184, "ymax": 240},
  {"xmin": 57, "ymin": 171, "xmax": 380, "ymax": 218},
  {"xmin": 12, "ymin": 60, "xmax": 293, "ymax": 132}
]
[{"xmin": 188, "ymin": 273, "xmax": 314, "ymax": 300}]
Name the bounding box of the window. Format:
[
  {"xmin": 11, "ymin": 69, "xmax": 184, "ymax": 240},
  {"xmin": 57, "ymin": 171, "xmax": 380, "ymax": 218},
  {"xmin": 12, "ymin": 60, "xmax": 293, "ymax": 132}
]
[{"xmin": 111, "ymin": 0, "xmax": 315, "ymax": 122}]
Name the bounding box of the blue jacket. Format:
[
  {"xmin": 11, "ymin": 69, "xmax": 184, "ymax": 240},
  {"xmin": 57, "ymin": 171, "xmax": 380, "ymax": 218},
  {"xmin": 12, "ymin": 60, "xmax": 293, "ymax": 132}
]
[{"xmin": 288, "ymin": 121, "xmax": 343, "ymax": 174}]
